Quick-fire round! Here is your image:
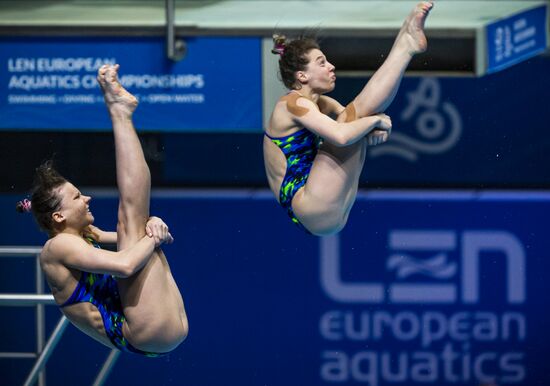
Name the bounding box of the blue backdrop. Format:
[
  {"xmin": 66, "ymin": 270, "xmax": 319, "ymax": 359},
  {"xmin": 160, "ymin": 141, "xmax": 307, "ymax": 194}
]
[
  {"xmin": 0, "ymin": 37, "xmax": 262, "ymax": 131},
  {"xmin": 1, "ymin": 191, "xmax": 549, "ymax": 386},
  {"xmin": 327, "ymin": 55, "xmax": 550, "ymax": 187}
]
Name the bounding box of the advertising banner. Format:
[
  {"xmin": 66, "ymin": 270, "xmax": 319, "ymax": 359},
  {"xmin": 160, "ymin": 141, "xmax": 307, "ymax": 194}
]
[
  {"xmin": 0, "ymin": 37, "xmax": 262, "ymax": 131},
  {"xmin": 486, "ymin": 4, "xmax": 548, "ymax": 74},
  {"xmin": 317, "ymin": 191, "xmax": 549, "ymax": 386},
  {"xmin": 1, "ymin": 191, "xmax": 549, "ymax": 385}
]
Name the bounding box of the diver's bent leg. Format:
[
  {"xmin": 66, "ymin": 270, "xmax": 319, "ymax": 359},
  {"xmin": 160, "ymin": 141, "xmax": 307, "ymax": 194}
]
[
  {"xmin": 293, "ymin": 141, "xmax": 367, "ymax": 236},
  {"xmin": 119, "ymin": 250, "xmax": 188, "ymax": 353},
  {"xmin": 352, "ymin": 1, "xmax": 433, "ymax": 117}
]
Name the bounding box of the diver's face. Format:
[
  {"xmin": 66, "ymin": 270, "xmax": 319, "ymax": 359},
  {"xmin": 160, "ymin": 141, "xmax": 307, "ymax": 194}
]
[
  {"xmin": 301, "ymin": 49, "xmax": 336, "ymax": 92},
  {"xmin": 52, "ymin": 182, "xmax": 94, "ymax": 230}
]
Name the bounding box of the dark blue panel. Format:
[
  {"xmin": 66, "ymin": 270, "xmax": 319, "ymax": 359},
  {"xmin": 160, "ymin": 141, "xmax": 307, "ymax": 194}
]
[
  {"xmin": 328, "ymin": 56, "xmax": 550, "ymax": 186},
  {"xmin": 162, "ymin": 132, "xmax": 266, "ymax": 184},
  {"xmin": 0, "ymin": 37, "xmax": 262, "ymax": 131},
  {"xmin": 1, "ymin": 191, "xmax": 549, "ymax": 385}
]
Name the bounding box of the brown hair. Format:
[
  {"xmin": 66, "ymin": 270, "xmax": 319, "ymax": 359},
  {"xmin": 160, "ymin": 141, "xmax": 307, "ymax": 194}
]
[
  {"xmin": 272, "ymin": 34, "xmax": 320, "ymax": 89},
  {"xmin": 17, "ymin": 161, "xmax": 67, "ymax": 236}
]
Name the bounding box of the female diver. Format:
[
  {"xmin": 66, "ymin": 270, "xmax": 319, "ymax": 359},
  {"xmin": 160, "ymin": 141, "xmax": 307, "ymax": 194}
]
[
  {"xmin": 264, "ymin": 1, "xmax": 434, "ymax": 235},
  {"xmin": 17, "ymin": 64, "xmax": 188, "ymax": 356}
]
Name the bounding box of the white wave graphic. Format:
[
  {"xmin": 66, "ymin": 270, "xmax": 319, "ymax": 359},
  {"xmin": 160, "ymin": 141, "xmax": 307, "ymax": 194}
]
[
  {"xmin": 387, "ymin": 253, "xmax": 457, "ymax": 279},
  {"xmin": 370, "ymin": 78, "xmax": 462, "ymax": 162}
]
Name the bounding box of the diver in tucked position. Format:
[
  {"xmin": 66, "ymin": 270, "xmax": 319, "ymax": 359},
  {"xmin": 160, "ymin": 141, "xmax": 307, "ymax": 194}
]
[
  {"xmin": 17, "ymin": 64, "xmax": 188, "ymax": 356},
  {"xmin": 264, "ymin": 1, "xmax": 434, "ymax": 235}
]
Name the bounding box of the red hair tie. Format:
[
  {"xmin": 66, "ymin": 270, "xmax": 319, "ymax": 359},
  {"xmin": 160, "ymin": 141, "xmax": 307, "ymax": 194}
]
[
  {"xmin": 272, "ymin": 43, "xmax": 285, "ymax": 56},
  {"xmin": 21, "ymin": 199, "xmax": 32, "ymax": 213}
]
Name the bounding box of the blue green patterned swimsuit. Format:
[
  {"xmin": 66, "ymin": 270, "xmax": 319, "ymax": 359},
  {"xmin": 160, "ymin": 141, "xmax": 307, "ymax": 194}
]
[
  {"xmin": 265, "ymin": 127, "xmax": 319, "ymax": 233},
  {"xmin": 60, "ymin": 241, "xmax": 164, "ymax": 357}
]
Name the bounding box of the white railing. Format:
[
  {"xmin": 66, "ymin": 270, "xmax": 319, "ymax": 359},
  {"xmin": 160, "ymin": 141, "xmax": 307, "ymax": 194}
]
[{"xmin": 0, "ymin": 246, "xmax": 119, "ymax": 386}]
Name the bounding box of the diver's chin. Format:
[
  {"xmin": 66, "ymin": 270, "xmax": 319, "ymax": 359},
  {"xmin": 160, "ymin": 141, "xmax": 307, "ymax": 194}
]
[{"xmin": 325, "ymin": 83, "xmax": 336, "ymax": 93}]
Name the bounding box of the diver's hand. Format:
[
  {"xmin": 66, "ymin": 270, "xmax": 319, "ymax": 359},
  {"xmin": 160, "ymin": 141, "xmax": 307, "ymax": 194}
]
[
  {"xmin": 146, "ymin": 216, "xmax": 174, "ymax": 247},
  {"xmin": 367, "ymin": 113, "xmax": 392, "ymax": 146}
]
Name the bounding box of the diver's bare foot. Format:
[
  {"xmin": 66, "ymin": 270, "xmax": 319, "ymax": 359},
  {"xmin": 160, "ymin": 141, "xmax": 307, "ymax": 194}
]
[
  {"xmin": 396, "ymin": 1, "xmax": 433, "ymax": 55},
  {"xmin": 97, "ymin": 64, "xmax": 138, "ymax": 116}
]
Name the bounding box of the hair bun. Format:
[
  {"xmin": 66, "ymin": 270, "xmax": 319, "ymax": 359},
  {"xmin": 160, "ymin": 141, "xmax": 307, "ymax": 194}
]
[
  {"xmin": 271, "ymin": 34, "xmax": 287, "ymax": 56},
  {"xmin": 16, "ymin": 199, "xmax": 32, "ymax": 213}
]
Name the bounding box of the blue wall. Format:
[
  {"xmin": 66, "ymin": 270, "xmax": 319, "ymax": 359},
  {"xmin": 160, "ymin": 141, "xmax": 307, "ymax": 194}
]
[
  {"xmin": 1, "ymin": 46, "xmax": 550, "ymax": 190},
  {"xmin": 327, "ymin": 55, "xmax": 550, "ymax": 187},
  {"xmin": 1, "ymin": 191, "xmax": 549, "ymax": 386}
]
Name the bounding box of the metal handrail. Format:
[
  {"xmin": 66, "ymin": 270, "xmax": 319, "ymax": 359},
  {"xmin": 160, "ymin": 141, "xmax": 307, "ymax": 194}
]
[
  {"xmin": 0, "ymin": 294, "xmax": 55, "ymax": 306},
  {"xmin": 0, "ymin": 246, "xmax": 119, "ymax": 386},
  {"xmin": 0, "ymin": 246, "xmax": 47, "ymax": 386},
  {"xmin": 0, "ymin": 246, "xmax": 43, "ymax": 256},
  {"xmin": 23, "ymin": 316, "xmax": 70, "ymax": 386},
  {"xmin": 92, "ymin": 349, "xmax": 121, "ymax": 386}
]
